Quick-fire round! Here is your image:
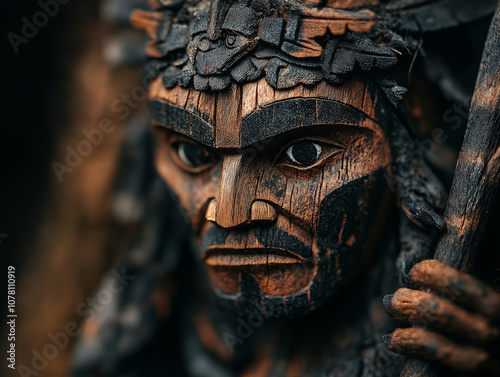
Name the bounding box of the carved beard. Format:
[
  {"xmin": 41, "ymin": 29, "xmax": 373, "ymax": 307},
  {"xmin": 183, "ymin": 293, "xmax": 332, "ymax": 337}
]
[{"xmin": 196, "ymin": 171, "xmax": 388, "ymax": 318}]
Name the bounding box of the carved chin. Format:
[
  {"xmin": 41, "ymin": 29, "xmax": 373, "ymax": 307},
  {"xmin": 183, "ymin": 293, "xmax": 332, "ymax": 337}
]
[{"xmin": 204, "ymin": 250, "xmax": 315, "ymax": 296}]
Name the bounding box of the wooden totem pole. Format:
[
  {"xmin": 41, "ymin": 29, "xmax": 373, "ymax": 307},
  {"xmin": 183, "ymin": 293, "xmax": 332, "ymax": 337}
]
[{"xmin": 72, "ymin": 0, "xmax": 500, "ymax": 376}]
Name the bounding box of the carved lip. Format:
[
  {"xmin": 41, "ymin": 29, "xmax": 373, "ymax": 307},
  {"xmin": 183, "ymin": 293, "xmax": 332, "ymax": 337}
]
[{"xmin": 202, "ymin": 247, "xmax": 313, "ymax": 267}]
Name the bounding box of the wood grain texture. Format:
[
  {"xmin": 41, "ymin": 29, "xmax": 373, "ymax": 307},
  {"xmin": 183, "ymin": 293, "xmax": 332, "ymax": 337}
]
[
  {"xmin": 150, "ymin": 76, "xmax": 381, "ymax": 150},
  {"xmin": 401, "ymin": 2, "xmax": 500, "ymax": 376},
  {"xmin": 434, "ymin": 1, "xmax": 500, "ymax": 279},
  {"xmin": 72, "ymin": 1, "xmax": 500, "ymax": 376}
]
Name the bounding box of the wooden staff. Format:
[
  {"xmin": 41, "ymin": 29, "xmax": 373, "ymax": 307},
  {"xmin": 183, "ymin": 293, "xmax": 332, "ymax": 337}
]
[{"xmin": 401, "ymin": 1, "xmax": 500, "ymax": 376}]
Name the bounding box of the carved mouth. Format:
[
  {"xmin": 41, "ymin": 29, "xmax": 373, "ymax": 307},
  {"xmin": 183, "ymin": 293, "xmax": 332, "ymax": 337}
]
[{"xmin": 202, "ymin": 247, "xmax": 312, "ymax": 267}]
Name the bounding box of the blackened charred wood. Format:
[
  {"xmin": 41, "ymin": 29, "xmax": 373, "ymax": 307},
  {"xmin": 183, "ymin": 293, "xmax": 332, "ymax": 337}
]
[{"xmin": 401, "ymin": 1, "xmax": 500, "ymax": 376}]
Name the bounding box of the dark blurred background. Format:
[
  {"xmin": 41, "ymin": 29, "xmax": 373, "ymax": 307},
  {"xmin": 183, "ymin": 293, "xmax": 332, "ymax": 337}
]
[{"xmin": 3, "ymin": 1, "xmax": 145, "ymax": 375}]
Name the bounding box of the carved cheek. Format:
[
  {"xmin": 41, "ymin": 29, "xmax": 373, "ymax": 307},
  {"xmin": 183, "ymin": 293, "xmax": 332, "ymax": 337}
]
[
  {"xmin": 312, "ymin": 133, "xmax": 392, "ymax": 278},
  {"xmin": 319, "ymin": 132, "xmax": 390, "ymax": 193},
  {"xmin": 266, "ymin": 130, "xmax": 391, "ymax": 235},
  {"xmin": 155, "ymin": 144, "xmax": 219, "ymax": 229},
  {"xmin": 274, "ymin": 129, "xmax": 391, "ymax": 268}
]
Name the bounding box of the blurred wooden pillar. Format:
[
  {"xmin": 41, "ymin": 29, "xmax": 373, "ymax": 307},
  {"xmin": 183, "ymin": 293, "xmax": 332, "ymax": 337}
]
[{"xmin": 15, "ymin": 1, "xmax": 144, "ymax": 376}]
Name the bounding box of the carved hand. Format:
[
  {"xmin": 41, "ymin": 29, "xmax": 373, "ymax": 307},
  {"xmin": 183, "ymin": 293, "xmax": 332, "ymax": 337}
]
[{"xmin": 383, "ymin": 259, "xmax": 500, "ymax": 376}]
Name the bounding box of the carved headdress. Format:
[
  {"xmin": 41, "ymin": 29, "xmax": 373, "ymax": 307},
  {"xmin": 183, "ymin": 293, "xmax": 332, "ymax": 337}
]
[{"xmin": 131, "ymin": 0, "xmax": 495, "ymax": 96}]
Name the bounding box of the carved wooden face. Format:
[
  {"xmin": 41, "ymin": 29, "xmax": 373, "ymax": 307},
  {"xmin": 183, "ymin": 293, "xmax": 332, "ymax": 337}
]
[{"xmin": 151, "ymin": 77, "xmax": 392, "ymax": 317}]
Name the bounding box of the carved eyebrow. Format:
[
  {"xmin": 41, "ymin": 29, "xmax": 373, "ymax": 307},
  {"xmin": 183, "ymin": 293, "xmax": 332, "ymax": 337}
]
[
  {"xmin": 150, "ymin": 97, "xmax": 378, "ymax": 148},
  {"xmin": 240, "ymin": 98, "xmax": 371, "ymax": 147},
  {"xmin": 150, "ymin": 99, "xmax": 215, "ymax": 147}
]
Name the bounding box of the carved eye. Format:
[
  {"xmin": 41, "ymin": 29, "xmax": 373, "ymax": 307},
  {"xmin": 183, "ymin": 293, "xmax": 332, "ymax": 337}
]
[
  {"xmin": 225, "ymin": 33, "xmax": 237, "ymax": 48},
  {"xmin": 286, "ymin": 141, "xmax": 322, "ymax": 166},
  {"xmin": 174, "ymin": 141, "xmax": 215, "ymax": 172},
  {"xmin": 278, "ymin": 139, "xmax": 344, "ymax": 169},
  {"xmin": 198, "ymin": 37, "xmax": 211, "ymax": 51}
]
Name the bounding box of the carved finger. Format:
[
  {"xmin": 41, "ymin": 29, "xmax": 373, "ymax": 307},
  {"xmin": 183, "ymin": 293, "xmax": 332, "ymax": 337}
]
[
  {"xmin": 383, "ymin": 328, "xmax": 500, "ymax": 376},
  {"xmin": 409, "ymin": 260, "xmax": 500, "ymax": 321},
  {"xmin": 384, "ymin": 288, "xmax": 499, "ymax": 346}
]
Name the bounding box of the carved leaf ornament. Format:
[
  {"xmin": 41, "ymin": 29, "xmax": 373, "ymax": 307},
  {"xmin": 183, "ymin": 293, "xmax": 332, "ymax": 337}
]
[{"xmin": 131, "ymin": 0, "xmax": 496, "ymax": 93}]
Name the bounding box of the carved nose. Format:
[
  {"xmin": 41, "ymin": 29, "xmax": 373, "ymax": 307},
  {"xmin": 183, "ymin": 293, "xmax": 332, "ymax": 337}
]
[
  {"xmin": 206, "ymin": 199, "xmax": 277, "ymax": 227},
  {"xmin": 205, "ymin": 154, "xmax": 278, "ymax": 228},
  {"xmin": 249, "ymin": 201, "xmax": 277, "ymax": 223}
]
